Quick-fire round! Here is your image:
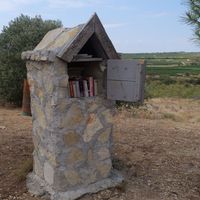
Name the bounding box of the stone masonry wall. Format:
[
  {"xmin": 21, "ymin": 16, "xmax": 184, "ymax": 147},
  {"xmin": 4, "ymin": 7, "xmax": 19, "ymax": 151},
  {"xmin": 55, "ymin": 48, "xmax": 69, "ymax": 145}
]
[{"xmin": 26, "ymin": 58, "xmax": 114, "ymax": 192}]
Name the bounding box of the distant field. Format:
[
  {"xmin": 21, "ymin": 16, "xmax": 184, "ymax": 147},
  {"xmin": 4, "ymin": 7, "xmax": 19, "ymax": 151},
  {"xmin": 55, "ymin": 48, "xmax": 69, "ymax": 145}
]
[
  {"xmin": 122, "ymin": 52, "xmax": 200, "ymax": 59},
  {"xmin": 122, "ymin": 52, "xmax": 200, "ymax": 68},
  {"xmin": 147, "ymin": 66, "xmax": 200, "ymax": 76},
  {"xmin": 122, "ymin": 52, "xmax": 200, "ymax": 98}
]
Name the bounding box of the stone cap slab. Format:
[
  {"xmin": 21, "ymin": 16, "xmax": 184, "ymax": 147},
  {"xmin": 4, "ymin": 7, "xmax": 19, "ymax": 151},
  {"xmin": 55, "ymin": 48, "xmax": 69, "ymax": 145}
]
[
  {"xmin": 21, "ymin": 25, "xmax": 84, "ymax": 62},
  {"xmin": 21, "ymin": 50, "xmax": 57, "ymax": 62}
]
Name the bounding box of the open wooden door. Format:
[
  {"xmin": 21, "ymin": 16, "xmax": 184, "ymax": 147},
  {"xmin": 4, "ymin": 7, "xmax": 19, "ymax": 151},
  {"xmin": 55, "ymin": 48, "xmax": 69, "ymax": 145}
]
[{"xmin": 107, "ymin": 59, "xmax": 146, "ymax": 102}]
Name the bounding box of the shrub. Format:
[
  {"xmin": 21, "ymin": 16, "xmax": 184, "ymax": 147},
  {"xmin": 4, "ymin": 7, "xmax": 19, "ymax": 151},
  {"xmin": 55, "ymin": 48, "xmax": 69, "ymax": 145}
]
[{"xmin": 0, "ymin": 14, "xmax": 62, "ymax": 105}]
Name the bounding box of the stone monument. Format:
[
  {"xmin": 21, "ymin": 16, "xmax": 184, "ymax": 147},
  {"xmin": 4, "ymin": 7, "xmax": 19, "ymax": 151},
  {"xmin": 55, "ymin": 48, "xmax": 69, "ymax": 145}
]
[{"xmin": 22, "ymin": 13, "xmax": 123, "ymax": 200}]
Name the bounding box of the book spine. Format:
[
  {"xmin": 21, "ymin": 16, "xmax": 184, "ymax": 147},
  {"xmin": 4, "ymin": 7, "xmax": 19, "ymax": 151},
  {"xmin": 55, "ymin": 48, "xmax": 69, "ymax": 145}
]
[
  {"xmin": 69, "ymin": 81, "xmax": 74, "ymax": 97},
  {"xmin": 75, "ymin": 81, "xmax": 81, "ymax": 97},
  {"xmin": 89, "ymin": 77, "xmax": 94, "ymax": 97},
  {"xmin": 72, "ymin": 81, "xmax": 77, "ymax": 97},
  {"xmin": 94, "ymin": 79, "xmax": 98, "ymax": 96},
  {"xmin": 83, "ymin": 80, "xmax": 89, "ymax": 97},
  {"xmin": 79, "ymin": 79, "xmax": 84, "ymax": 97}
]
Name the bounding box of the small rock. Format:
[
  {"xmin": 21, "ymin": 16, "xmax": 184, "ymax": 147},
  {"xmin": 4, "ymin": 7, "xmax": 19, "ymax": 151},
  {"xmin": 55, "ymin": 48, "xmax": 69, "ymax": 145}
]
[{"xmin": 0, "ymin": 126, "xmax": 6, "ymax": 129}]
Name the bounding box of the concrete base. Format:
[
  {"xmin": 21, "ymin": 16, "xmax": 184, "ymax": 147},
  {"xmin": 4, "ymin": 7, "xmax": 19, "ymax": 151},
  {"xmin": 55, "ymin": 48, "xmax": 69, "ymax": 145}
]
[{"xmin": 27, "ymin": 170, "xmax": 124, "ymax": 200}]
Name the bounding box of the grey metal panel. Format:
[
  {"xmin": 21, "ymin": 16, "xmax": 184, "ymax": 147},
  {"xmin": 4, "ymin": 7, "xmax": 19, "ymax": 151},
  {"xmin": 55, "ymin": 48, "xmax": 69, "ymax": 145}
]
[
  {"xmin": 107, "ymin": 59, "xmax": 140, "ymax": 81},
  {"xmin": 107, "ymin": 59, "xmax": 145, "ymax": 102},
  {"xmin": 107, "ymin": 80, "xmax": 139, "ymax": 102}
]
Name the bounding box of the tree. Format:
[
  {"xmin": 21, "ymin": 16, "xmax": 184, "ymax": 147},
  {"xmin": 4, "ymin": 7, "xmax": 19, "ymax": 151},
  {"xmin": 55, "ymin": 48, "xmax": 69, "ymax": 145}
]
[
  {"xmin": 184, "ymin": 0, "xmax": 200, "ymax": 43},
  {"xmin": 0, "ymin": 14, "xmax": 62, "ymax": 105}
]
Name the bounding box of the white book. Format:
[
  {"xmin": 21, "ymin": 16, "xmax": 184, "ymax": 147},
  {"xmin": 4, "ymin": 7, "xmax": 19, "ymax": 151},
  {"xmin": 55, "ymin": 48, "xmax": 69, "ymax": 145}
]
[
  {"xmin": 83, "ymin": 80, "xmax": 89, "ymax": 97},
  {"xmin": 89, "ymin": 77, "xmax": 94, "ymax": 97},
  {"xmin": 94, "ymin": 79, "xmax": 98, "ymax": 96}
]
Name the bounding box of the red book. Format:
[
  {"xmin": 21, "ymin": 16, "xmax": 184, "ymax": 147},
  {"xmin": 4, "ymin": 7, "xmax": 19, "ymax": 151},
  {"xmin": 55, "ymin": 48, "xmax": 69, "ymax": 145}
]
[
  {"xmin": 69, "ymin": 81, "xmax": 74, "ymax": 97},
  {"xmin": 75, "ymin": 81, "xmax": 81, "ymax": 97},
  {"xmin": 88, "ymin": 77, "xmax": 94, "ymax": 97},
  {"xmin": 94, "ymin": 79, "xmax": 98, "ymax": 96}
]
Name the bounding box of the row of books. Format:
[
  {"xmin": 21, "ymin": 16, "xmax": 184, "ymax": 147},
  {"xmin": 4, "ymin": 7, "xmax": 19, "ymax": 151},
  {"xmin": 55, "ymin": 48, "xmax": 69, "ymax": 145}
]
[{"xmin": 69, "ymin": 77, "xmax": 98, "ymax": 98}]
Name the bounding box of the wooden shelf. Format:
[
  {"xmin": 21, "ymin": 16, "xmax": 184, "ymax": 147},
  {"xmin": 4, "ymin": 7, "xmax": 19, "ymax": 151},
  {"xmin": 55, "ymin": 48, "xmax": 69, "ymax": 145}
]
[{"xmin": 72, "ymin": 58, "xmax": 103, "ymax": 62}]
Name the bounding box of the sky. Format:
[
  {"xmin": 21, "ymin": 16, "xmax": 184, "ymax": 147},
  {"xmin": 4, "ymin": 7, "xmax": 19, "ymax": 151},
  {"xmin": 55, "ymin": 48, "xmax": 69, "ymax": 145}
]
[{"xmin": 0, "ymin": 0, "xmax": 199, "ymax": 53}]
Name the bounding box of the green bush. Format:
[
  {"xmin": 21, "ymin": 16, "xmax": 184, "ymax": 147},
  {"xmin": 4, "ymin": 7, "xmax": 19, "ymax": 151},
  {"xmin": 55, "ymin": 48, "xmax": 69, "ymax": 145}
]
[
  {"xmin": 0, "ymin": 14, "xmax": 62, "ymax": 105},
  {"xmin": 146, "ymin": 81, "xmax": 200, "ymax": 98}
]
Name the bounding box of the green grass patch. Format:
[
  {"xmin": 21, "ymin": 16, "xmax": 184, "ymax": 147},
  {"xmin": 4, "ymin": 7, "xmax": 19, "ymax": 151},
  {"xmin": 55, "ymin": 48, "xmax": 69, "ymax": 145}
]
[
  {"xmin": 147, "ymin": 66, "xmax": 200, "ymax": 76},
  {"xmin": 122, "ymin": 52, "xmax": 200, "ymax": 68},
  {"xmin": 146, "ymin": 81, "xmax": 200, "ymax": 99}
]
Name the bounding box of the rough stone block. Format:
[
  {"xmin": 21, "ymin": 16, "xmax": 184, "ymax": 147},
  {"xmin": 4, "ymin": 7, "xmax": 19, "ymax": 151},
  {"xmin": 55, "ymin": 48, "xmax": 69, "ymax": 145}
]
[
  {"xmin": 57, "ymin": 101, "xmax": 70, "ymax": 112},
  {"xmin": 54, "ymin": 59, "xmax": 66, "ymax": 75},
  {"xmin": 31, "ymin": 54, "xmax": 35, "ymax": 60},
  {"xmin": 45, "ymin": 103, "xmax": 54, "ymax": 124},
  {"xmin": 39, "ymin": 146, "xmax": 57, "ymax": 167},
  {"xmin": 32, "ymin": 134, "xmax": 40, "ymax": 149},
  {"xmin": 79, "ymin": 167, "xmax": 98, "ymax": 185},
  {"xmin": 33, "ymin": 155, "xmax": 43, "ymax": 178},
  {"xmin": 61, "ymin": 104, "xmax": 84, "ymax": 128},
  {"xmin": 96, "ymin": 160, "xmax": 112, "ymax": 178},
  {"xmin": 66, "ymin": 147, "xmax": 85, "ymax": 165},
  {"xmin": 44, "ymin": 162, "xmax": 54, "ymax": 185},
  {"xmin": 34, "ymin": 87, "xmax": 44, "ymax": 99},
  {"xmin": 102, "ymin": 109, "xmax": 113, "ymax": 124},
  {"xmin": 64, "ymin": 131, "xmax": 80, "ymax": 146},
  {"xmin": 97, "ymin": 127, "xmax": 111, "ymax": 143},
  {"xmin": 55, "ymin": 87, "xmax": 68, "ymax": 99},
  {"xmin": 43, "ymin": 77, "xmax": 54, "ymax": 94},
  {"xmin": 87, "ymin": 149, "xmax": 93, "ymax": 164},
  {"xmin": 40, "ymin": 56, "xmax": 48, "ymax": 61},
  {"xmin": 57, "ymin": 77, "xmax": 69, "ymax": 88},
  {"xmin": 88, "ymin": 102, "xmax": 99, "ymax": 113},
  {"xmin": 33, "ymin": 103, "xmax": 46, "ymax": 129},
  {"xmin": 97, "ymin": 147, "xmax": 110, "ymax": 161},
  {"xmin": 64, "ymin": 170, "xmax": 81, "ymax": 186},
  {"xmin": 83, "ymin": 114, "xmax": 103, "ymax": 142}
]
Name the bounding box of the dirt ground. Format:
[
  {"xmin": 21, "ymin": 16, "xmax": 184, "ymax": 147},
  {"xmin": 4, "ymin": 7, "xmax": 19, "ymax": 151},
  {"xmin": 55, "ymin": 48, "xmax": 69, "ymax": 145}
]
[{"xmin": 1, "ymin": 98, "xmax": 200, "ymax": 200}]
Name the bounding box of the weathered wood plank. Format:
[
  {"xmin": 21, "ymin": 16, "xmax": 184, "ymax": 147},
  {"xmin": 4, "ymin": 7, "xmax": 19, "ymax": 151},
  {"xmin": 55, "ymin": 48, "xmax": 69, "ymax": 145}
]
[
  {"xmin": 107, "ymin": 80, "xmax": 139, "ymax": 102},
  {"xmin": 72, "ymin": 58, "xmax": 103, "ymax": 62},
  {"xmin": 107, "ymin": 60, "xmax": 140, "ymax": 81},
  {"xmin": 57, "ymin": 17, "xmax": 95, "ymax": 62},
  {"xmin": 93, "ymin": 14, "xmax": 120, "ymax": 59},
  {"xmin": 107, "ymin": 59, "xmax": 146, "ymax": 103}
]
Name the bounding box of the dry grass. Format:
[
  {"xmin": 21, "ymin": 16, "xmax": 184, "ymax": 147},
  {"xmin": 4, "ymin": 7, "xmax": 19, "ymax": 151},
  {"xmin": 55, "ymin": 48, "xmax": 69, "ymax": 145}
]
[
  {"xmin": 15, "ymin": 158, "xmax": 33, "ymax": 182},
  {"xmin": 1, "ymin": 98, "xmax": 200, "ymax": 200},
  {"xmin": 117, "ymin": 98, "xmax": 200, "ymax": 124}
]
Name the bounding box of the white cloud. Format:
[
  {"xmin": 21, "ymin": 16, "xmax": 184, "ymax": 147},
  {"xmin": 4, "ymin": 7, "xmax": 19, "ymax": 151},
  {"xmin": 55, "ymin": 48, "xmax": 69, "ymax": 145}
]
[
  {"xmin": 0, "ymin": 0, "xmax": 40, "ymax": 11},
  {"xmin": 144, "ymin": 12, "xmax": 170, "ymax": 18},
  {"xmin": 106, "ymin": 4, "xmax": 135, "ymax": 11},
  {"xmin": 104, "ymin": 23, "xmax": 126, "ymax": 29},
  {"xmin": 0, "ymin": 1, "xmax": 15, "ymax": 11},
  {"xmin": 47, "ymin": 0, "xmax": 103, "ymax": 8},
  {"xmin": 151, "ymin": 12, "xmax": 169, "ymax": 18}
]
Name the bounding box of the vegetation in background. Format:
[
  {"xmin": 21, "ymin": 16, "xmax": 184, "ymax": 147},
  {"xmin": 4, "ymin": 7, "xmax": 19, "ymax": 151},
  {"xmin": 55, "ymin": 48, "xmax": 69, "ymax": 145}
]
[
  {"xmin": 0, "ymin": 14, "xmax": 62, "ymax": 105},
  {"xmin": 122, "ymin": 52, "xmax": 200, "ymax": 99},
  {"xmin": 122, "ymin": 52, "xmax": 200, "ymax": 66},
  {"xmin": 184, "ymin": 0, "xmax": 200, "ymax": 44}
]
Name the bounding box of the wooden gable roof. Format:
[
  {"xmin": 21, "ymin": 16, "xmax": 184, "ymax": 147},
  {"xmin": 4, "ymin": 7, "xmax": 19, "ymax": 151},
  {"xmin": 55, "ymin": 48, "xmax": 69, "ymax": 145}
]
[{"xmin": 57, "ymin": 13, "xmax": 120, "ymax": 62}]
